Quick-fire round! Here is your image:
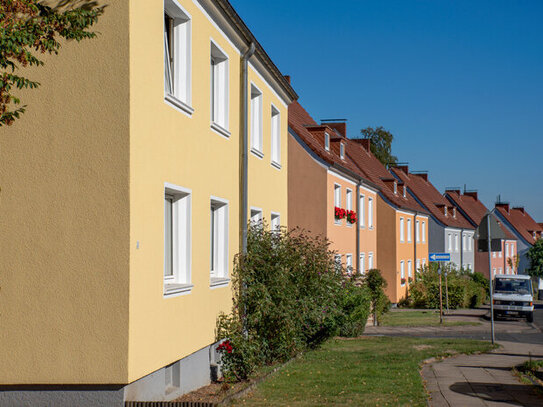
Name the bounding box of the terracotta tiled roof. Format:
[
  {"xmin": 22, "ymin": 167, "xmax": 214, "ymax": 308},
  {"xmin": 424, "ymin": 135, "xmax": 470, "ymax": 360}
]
[
  {"xmin": 445, "ymin": 191, "xmax": 516, "ymax": 240},
  {"xmin": 288, "ymin": 101, "xmax": 428, "ymax": 215},
  {"xmin": 390, "ymin": 168, "xmax": 474, "ymax": 230},
  {"xmin": 495, "ymin": 204, "xmax": 542, "ymax": 245}
]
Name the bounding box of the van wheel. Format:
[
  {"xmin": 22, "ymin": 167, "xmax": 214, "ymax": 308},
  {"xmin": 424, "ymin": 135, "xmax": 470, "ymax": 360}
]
[{"xmin": 527, "ymin": 312, "xmax": 534, "ymax": 323}]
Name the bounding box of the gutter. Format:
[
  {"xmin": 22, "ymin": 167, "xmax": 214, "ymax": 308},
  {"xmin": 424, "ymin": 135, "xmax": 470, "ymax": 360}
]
[{"xmin": 240, "ymin": 42, "xmax": 256, "ymax": 253}]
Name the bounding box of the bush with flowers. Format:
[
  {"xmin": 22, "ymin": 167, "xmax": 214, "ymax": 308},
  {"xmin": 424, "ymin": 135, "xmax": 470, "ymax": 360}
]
[
  {"xmin": 216, "ymin": 224, "xmax": 371, "ymax": 382},
  {"xmin": 347, "ymin": 210, "xmax": 357, "ymax": 224},
  {"xmin": 334, "ymin": 206, "xmax": 346, "ymax": 220}
]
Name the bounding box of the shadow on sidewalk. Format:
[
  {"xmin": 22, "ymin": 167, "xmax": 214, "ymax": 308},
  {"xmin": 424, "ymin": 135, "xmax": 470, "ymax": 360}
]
[{"xmin": 449, "ymin": 382, "xmax": 542, "ymax": 406}]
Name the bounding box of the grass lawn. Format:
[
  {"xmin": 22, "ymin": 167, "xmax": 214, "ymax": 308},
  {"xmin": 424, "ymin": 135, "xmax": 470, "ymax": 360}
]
[
  {"xmin": 234, "ymin": 336, "xmax": 494, "ymax": 406},
  {"xmin": 380, "ymin": 310, "xmax": 480, "ymax": 327}
]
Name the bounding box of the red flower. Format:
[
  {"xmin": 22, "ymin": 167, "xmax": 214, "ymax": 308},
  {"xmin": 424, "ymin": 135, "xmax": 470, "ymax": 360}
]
[
  {"xmin": 334, "ymin": 207, "xmax": 347, "ymax": 220},
  {"xmin": 347, "ymin": 210, "xmax": 357, "ymax": 224},
  {"xmin": 217, "ymin": 340, "xmax": 233, "ymax": 354}
]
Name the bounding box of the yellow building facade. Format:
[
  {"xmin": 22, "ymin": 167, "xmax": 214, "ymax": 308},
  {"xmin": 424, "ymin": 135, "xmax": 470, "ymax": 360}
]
[{"xmin": 0, "ymin": 0, "xmax": 295, "ymax": 404}]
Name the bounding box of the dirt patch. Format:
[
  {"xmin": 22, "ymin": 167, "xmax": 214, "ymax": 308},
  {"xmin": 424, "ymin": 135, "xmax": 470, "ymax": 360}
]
[
  {"xmin": 174, "ymin": 380, "xmax": 249, "ymax": 404},
  {"xmin": 413, "ymin": 344, "xmax": 434, "ymax": 351}
]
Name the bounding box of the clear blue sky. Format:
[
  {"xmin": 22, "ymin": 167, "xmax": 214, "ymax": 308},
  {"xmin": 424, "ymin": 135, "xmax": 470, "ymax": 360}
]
[{"xmin": 231, "ymin": 0, "xmax": 543, "ymax": 221}]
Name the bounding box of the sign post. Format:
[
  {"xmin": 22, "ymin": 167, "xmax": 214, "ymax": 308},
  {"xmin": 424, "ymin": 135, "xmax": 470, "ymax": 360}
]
[
  {"xmin": 438, "ymin": 263, "xmax": 443, "ymax": 325},
  {"xmin": 476, "ymin": 213, "xmax": 504, "ymax": 346},
  {"xmin": 445, "ymin": 268, "xmax": 449, "ymax": 314}
]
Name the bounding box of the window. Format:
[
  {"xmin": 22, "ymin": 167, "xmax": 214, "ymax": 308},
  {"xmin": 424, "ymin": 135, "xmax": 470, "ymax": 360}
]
[
  {"xmin": 393, "ymin": 182, "xmax": 398, "ymax": 195},
  {"xmin": 368, "ymin": 197, "xmax": 374, "ymax": 228},
  {"xmin": 408, "ymin": 260, "xmax": 412, "ymax": 279},
  {"xmin": 403, "ymin": 186, "xmax": 406, "ymax": 198},
  {"xmin": 271, "ymin": 105, "xmax": 280, "ymax": 166},
  {"xmin": 400, "ymin": 217, "xmax": 405, "ymax": 242},
  {"xmin": 505, "ymin": 243, "xmax": 509, "ymax": 257},
  {"xmin": 271, "ymin": 212, "xmax": 280, "ymax": 231},
  {"xmin": 346, "ymin": 254, "xmax": 353, "ymax": 275},
  {"xmin": 360, "ymin": 195, "xmax": 365, "ymax": 227},
  {"xmin": 250, "ymin": 208, "xmax": 263, "ymax": 226},
  {"xmin": 346, "ymin": 189, "xmax": 352, "ymax": 211},
  {"xmin": 499, "ymin": 267, "xmax": 502, "ymax": 274},
  {"xmin": 416, "ymin": 220, "xmax": 420, "ymax": 242},
  {"xmin": 164, "ymin": 184, "xmax": 192, "ymax": 296},
  {"xmin": 454, "ymin": 234, "xmax": 459, "ymax": 252},
  {"xmin": 444, "ymin": 206, "xmax": 448, "ymax": 216},
  {"xmin": 416, "ymin": 259, "xmax": 421, "ymax": 271},
  {"xmin": 334, "ymin": 254, "xmax": 342, "ymax": 270},
  {"xmin": 250, "ymin": 84, "xmax": 263, "ymax": 154},
  {"xmin": 422, "ymin": 221, "xmax": 426, "ymax": 242},
  {"xmin": 334, "ymin": 184, "xmax": 341, "ymax": 207},
  {"xmin": 164, "ymin": 0, "xmax": 192, "ymax": 112},
  {"xmin": 400, "ymin": 261, "xmax": 405, "ymax": 285},
  {"xmin": 210, "ymin": 41, "xmax": 229, "ymax": 132},
  {"xmin": 340, "ymin": 143, "xmax": 345, "ymax": 159},
  {"xmin": 368, "ymin": 253, "xmax": 374, "ymax": 270},
  {"xmin": 462, "ymin": 234, "xmax": 466, "ymax": 251},
  {"xmin": 360, "ymin": 253, "xmax": 365, "ymax": 274},
  {"xmin": 210, "ymin": 198, "xmax": 229, "ymax": 284},
  {"xmin": 448, "ymin": 233, "xmax": 452, "ymax": 251},
  {"xmin": 493, "ymin": 251, "xmax": 496, "ymax": 258},
  {"xmin": 493, "ymin": 268, "xmax": 496, "ymax": 276},
  {"xmin": 407, "ymin": 219, "xmax": 412, "ymax": 242},
  {"xmin": 324, "ymin": 132, "xmax": 330, "ymax": 151},
  {"xmin": 499, "ymin": 249, "xmax": 502, "ymax": 258},
  {"xmin": 422, "ymin": 258, "xmax": 426, "ymax": 267}
]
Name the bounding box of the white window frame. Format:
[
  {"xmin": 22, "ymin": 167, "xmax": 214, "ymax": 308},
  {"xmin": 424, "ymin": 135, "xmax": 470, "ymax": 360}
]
[
  {"xmin": 250, "ymin": 207, "xmax": 263, "ymax": 226},
  {"xmin": 422, "ymin": 221, "xmax": 426, "ymax": 243},
  {"xmin": 360, "ymin": 194, "xmax": 365, "ymax": 228},
  {"xmin": 210, "ymin": 40, "xmax": 229, "ymax": 135},
  {"xmin": 416, "ymin": 220, "xmax": 420, "ymax": 242},
  {"xmin": 407, "ymin": 219, "xmax": 412, "ymax": 242},
  {"xmin": 210, "ymin": 196, "xmax": 229, "ymax": 287},
  {"xmin": 499, "ymin": 249, "xmax": 502, "ymax": 258},
  {"xmin": 400, "ymin": 217, "xmax": 405, "ymax": 242},
  {"xmin": 164, "ymin": 0, "xmax": 193, "ymax": 115},
  {"xmin": 250, "ymin": 83, "xmax": 263, "ymax": 156},
  {"xmin": 493, "ymin": 251, "xmax": 496, "ymax": 258},
  {"xmin": 270, "ymin": 104, "xmax": 281, "ymax": 167},
  {"xmin": 164, "ymin": 183, "xmax": 192, "ymax": 297},
  {"xmin": 324, "ymin": 132, "xmax": 330, "ymax": 151},
  {"xmin": 340, "ymin": 143, "xmax": 345, "ymax": 159},
  {"xmin": 368, "ymin": 197, "xmax": 374, "ymax": 228},
  {"xmin": 505, "ymin": 243, "xmax": 509, "ymax": 257},
  {"xmin": 455, "ymin": 234, "xmax": 459, "ymax": 252},
  {"xmin": 416, "ymin": 259, "xmax": 421, "ymax": 271},
  {"xmin": 448, "ymin": 233, "xmax": 452, "ymax": 251},
  {"xmin": 408, "ymin": 260, "xmax": 412, "ymax": 278},
  {"xmin": 400, "ymin": 261, "xmax": 405, "ymax": 285},
  {"xmin": 346, "ymin": 254, "xmax": 353, "ymax": 275},
  {"xmin": 463, "ymin": 234, "xmax": 466, "ymax": 251},
  {"xmin": 334, "ymin": 184, "xmax": 341, "ymax": 224},
  {"xmin": 368, "ymin": 252, "xmax": 374, "ymax": 270},
  {"xmin": 360, "ymin": 252, "xmax": 365, "ymax": 274},
  {"xmin": 346, "ymin": 188, "xmax": 353, "ymax": 212},
  {"xmin": 271, "ymin": 212, "xmax": 280, "ymax": 232},
  {"xmin": 334, "ymin": 254, "xmax": 342, "ymax": 270}
]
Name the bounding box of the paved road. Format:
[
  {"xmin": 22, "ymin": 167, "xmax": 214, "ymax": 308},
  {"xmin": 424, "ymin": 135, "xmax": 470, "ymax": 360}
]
[{"xmin": 366, "ymin": 306, "xmax": 543, "ymax": 406}]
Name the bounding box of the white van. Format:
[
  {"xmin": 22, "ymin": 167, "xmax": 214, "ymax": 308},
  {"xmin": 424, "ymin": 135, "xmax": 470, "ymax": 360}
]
[{"xmin": 493, "ymin": 274, "xmax": 534, "ymax": 323}]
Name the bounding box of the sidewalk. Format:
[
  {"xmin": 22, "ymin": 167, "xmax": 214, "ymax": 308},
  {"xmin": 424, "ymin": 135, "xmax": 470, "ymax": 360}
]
[{"xmin": 423, "ymin": 340, "xmax": 543, "ymax": 406}]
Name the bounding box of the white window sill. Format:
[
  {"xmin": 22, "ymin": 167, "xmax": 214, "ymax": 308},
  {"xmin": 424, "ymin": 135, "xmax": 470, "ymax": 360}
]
[
  {"xmin": 334, "ymin": 221, "xmax": 342, "ymax": 226},
  {"xmin": 250, "ymin": 148, "xmax": 264, "ymax": 159},
  {"xmin": 165, "ymin": 94, "xmax": 194, "ymax": 116},
  {"xmin": 210, "ymin": 277, "xmax": 230, "ymax": 289},
  {"xmin": 164, "ymin": 283, "xmax": 193, "ymax": 297},
  {"xmin": 369, "ymin": 226, "xmax": 374, "ymax": 230},
  {"xmin": 211, "ymin": 122, "xmax": 231, "ymax": 139},
  {"xmin": 360, "ymin": 225, "xmax": 365, "ymax": 229},
  {"xmin": 271, "ymin": 161, "xmax": 282, "ymax": 170}
]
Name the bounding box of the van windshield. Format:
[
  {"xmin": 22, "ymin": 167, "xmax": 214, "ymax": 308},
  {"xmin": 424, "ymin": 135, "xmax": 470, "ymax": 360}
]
[{"xmin": 494, "ymin": 278, "xmax": 531, "ymax": 295}]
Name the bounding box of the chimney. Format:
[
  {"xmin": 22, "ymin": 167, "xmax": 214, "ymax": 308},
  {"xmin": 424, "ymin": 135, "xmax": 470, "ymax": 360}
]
[
  {"xmin": 513, "ymin": 207, "xmax": 525, "ymax": 215},
  {"xmin": 496, "ymin": 202, "xmax": 510, "ymax": 213},
  {"xmin": 464, "ymin": 191, "xmax": 478, "ymax": 201},
  {"xmin": 325, "ymin": 122, "xmax": 347, "ymax": 138},
  {"xmin": 414, "ymin": 173, "xmax": 428, "ymax": 182},
  {"xmin": 353, "ymin": 138, "xmax": 371, "ymax": 152},
  {"xmin": 394, "ymin": 164, "xmax": 409, "ymax": 175}
]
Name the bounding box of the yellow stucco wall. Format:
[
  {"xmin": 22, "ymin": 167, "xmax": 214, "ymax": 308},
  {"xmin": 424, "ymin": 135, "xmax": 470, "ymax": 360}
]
[
  {"xmin": 0, "ymin": 0, "xmax": 130, "ymax": 383},
  {"xmin": 326, "ymin": 172, "xmax": 357, "ymax": 268},
  {"xmin": 127, "ymin": 0, "xmax": 290, "ymax": 382}
]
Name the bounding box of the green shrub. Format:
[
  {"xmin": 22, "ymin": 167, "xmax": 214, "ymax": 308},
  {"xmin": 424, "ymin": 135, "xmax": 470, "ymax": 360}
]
[
  {"xmin": 364, "ymin": 269, "xmax": 390, "ymax": 324},
  {"xmin": 409, "ymin": 265, "xmax": 489, "ymax": 310},
  {"xmin": 216, "ymin": 225, "xmax": 370, "ymax": 381}
]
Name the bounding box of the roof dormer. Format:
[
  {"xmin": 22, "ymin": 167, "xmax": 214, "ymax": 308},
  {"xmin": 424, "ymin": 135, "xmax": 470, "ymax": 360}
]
[
  {"xmin": 403, "ymin": 185, "xmax": 407, "ymax": 198},
  {"xmin": 324, "ymin": 132, "xmax": 330, "ymax": 151},
  {"xmin": 452, "ymin": 207, "xmax": 457, "ymax": 218},
  {"xmin": 382, "ymin": 178, "xmax": 398, "ymax": 195},
  {"xmin": 436, "ymin": 203, "xmax": 447, "ymax": 217}
]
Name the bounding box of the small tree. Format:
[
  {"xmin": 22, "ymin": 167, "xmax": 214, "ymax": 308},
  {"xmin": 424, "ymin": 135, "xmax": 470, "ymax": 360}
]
[
  {"xmin": 1, "ymin": 0, "xmax": 104, "ymax": 126},
  {"xmin": 364, "ymin": 269, "xmax": 390, "ymax": 325},
  {"xmin": 507, "ymin": 255, "xmax": 520, "ymax": 274},
  {"xmin": 359, "ymin": 126, "xmax": 398, "ymax": 167},
  {"xmin": 527, "ymin": 239, "xmax": 543, "ymax": 279}
]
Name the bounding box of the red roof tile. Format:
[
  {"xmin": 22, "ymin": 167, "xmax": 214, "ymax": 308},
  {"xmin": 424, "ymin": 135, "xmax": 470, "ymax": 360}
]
[
  {"xmin": 390, "ymin": 168, "xmax": 474, "ymax": 230},
  {"xmin": 445, "ymin": 191, "xmax": 515, "ymax": 240},
  {"xmin": 495, "ymin": 204, "xmax": 542, "ymax": 245}
]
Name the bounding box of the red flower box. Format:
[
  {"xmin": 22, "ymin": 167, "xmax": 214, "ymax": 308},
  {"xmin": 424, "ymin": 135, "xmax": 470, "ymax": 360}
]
[
  {"xmin": 347, "ymin": 210, "xmax": 357, "ymax": 224},
  {"xmin": 334, "ymin": 206, "xmax": 346, "ymax": 220}
]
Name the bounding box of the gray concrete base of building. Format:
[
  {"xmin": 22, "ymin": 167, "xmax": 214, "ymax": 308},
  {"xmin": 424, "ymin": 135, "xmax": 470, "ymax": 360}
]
[{"xmin": 0, "ymin": 342, "xmax": 221, "ymax": 407}]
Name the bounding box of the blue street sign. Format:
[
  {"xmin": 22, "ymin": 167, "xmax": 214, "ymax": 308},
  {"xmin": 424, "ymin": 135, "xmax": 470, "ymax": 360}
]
[{"xmin": 429, "ymin": 253, "xmax": 451, "ymax": 262}]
